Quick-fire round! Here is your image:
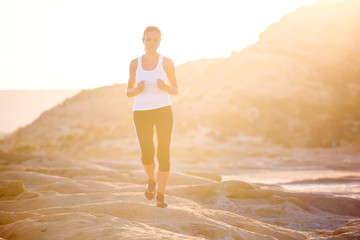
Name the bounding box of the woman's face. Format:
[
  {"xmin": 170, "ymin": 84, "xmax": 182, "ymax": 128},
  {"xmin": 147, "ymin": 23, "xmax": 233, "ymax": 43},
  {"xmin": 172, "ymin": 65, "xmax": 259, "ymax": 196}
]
[{"xmin": 143, "ymin": 31, "xmax": 161, "ymax": 53}]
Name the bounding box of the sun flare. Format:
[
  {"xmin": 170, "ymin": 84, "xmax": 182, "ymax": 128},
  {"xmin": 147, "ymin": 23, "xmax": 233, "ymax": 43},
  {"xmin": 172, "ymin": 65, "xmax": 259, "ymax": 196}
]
[{"xmin": 0, "ymin": 0, "xmax": 317, "ymax": 90}]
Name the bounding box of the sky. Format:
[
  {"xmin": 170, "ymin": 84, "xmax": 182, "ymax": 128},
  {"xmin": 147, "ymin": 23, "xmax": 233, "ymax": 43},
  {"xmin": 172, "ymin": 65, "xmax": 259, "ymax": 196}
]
[{"xmin": 0, "ymin": 0, "xmax": 317, "ymax": 90}]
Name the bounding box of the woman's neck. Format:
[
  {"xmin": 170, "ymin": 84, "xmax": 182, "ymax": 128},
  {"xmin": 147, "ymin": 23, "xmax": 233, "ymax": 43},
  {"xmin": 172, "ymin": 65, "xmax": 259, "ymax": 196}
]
[{"xmin": 144, "ymin": 51, "xmax": 159, "ymax": 58}]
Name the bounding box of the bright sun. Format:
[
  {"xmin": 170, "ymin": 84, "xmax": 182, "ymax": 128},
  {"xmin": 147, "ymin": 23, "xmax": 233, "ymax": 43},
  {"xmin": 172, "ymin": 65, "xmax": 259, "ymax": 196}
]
[{"xmin": 0, "ymin": 0, "xmax": 317, "ymax": 90}]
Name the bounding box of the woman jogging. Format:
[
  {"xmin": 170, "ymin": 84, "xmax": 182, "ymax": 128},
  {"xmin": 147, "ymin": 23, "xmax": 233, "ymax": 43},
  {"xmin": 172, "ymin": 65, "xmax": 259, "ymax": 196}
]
[{"xmin": 126, "ymin": 26, "xmax": 178, "ymax": 208}]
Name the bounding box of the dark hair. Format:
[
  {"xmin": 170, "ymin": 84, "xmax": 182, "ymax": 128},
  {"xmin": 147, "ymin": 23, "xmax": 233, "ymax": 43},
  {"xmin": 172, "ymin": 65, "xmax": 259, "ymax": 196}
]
[{"xmin": 143, "ymin": 26, "xmax": 161, "ymax": 39}]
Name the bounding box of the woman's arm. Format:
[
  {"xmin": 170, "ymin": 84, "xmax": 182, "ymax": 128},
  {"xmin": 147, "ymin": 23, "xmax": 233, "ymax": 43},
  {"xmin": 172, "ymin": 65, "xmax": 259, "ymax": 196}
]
[
  {"xmin": 157, "ymin": 57, "xmax": 179, "ymax": 95},
  {"xmin": 126, "ymin": 59, "xmax": 144, "ymax": 97}
]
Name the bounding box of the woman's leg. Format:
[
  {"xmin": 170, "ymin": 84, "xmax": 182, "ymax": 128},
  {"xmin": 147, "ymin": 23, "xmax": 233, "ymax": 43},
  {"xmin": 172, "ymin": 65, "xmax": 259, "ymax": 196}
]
[
  {"xmin": 143, "ymin": 162, "xmax": 156, "ymax": 182},
  {"xmin": 133, "ymin": 110, "xmax": 156, "ymax": 182},
  {"xmin": 157, "ymin": 170, "xmax": 170, "ymax": 194},
  {"xmin": 155, "ymin": 106, "xmax": 173, "ymax": 195}
]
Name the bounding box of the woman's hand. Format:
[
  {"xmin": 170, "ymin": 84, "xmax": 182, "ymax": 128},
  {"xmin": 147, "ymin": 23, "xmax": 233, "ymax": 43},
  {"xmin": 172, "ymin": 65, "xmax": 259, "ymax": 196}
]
[
  {"xmin": 157, "ymin": 79, "xmax": 166, "ymax": 90},
  {"xmin": 157, "ymin": 79, "xmax": 178, "ymax": 95},
  {"xmin": 126, "ymin": 80, "xmax": 145, "ymax": 97},
  {"xmin": 137, "ymin": 81, "xmax": 145, "ymax": 93}
]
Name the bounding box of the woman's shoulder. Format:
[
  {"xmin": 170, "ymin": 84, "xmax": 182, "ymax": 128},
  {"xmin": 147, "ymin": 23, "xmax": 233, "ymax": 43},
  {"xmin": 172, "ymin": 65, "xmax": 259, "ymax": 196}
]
[
  {"xmin": 162, "ymin": 56, "xmax": 174, "ymax": 68},
  {"xmin": 129, "ymin": 57, "xmax": 139, "ymax": 72},
  {"xmin": 130, "ymin": 57, "xmax": 140, "ymax": 65},
  {"xmin": 130, "ymin": 57, "xmax": 139, "ymax": 67}
]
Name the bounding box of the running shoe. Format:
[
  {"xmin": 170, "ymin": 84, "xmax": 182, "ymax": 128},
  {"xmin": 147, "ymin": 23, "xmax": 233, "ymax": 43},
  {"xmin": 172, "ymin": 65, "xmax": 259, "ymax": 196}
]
[
  {"xmin": 156, "ymin": 192, "xmax": 168, "ymax": 208},
  {"xmin": 144, "ymin": 179, "xmax": 156, "ymax": 200}
]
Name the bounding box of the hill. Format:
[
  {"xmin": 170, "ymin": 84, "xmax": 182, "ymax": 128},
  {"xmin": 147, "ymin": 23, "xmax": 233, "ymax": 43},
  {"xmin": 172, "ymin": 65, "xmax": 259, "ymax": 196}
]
[
  {"xmin": 0, "ymin": 90, "xmax": 80, "ymax": 134},
  {"xmin": 174, "ymin": 0, "xmax": 360, "ymax": 147}
]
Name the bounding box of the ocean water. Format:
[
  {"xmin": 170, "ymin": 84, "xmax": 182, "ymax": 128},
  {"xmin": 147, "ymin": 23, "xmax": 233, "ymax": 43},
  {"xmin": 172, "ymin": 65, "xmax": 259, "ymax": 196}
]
[
  {"xmin": 222, "ymin": 169, "xmax": 360, "ymax": 199},
  {"xmin": 280, "ymin": 181, "xmax": 360, "ymax": 198}
]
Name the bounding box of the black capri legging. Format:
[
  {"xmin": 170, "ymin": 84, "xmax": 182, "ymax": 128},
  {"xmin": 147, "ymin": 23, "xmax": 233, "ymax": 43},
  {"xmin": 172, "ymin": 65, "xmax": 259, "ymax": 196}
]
[{"xmin": 133, "ymin": 106, "xmax": 173, "ymax": 172}]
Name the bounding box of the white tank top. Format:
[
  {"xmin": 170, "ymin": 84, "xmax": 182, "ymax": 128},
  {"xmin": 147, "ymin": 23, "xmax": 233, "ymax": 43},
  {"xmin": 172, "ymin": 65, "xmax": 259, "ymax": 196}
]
[{"xmin": 133, "ymin": 55, "xmax": 171, "ymax": 111}]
